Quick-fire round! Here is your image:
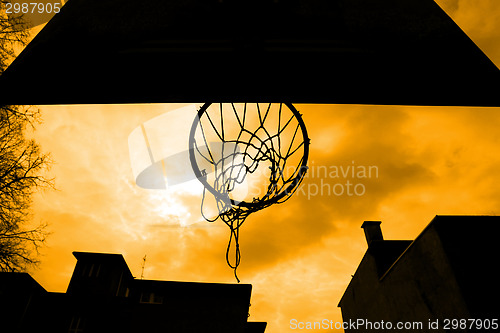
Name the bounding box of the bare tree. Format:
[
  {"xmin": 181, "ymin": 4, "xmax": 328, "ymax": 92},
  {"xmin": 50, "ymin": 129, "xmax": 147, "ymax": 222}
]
[
  {"xmin": 1, "ymin": 2, "xmax": 30, "ymax": 72},
  {"xmin": 0, "ymin": 4, "xmax": 53, "ymax": 271}
]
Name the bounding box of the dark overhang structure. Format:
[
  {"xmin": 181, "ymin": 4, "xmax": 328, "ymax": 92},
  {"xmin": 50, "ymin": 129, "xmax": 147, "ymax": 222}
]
[{"xmin": 1, "ymin": 0, "xmax": 499, "ymax": 106}]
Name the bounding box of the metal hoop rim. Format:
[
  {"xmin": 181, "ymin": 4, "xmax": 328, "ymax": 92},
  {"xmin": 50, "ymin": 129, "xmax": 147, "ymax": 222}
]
[{"xmin": 189, "ymin": 102, "xmax": 309, "ymax": 209}]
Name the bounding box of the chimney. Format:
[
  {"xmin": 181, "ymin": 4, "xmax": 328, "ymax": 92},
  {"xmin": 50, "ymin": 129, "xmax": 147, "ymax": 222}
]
[{"xmin": 361, "ymin": 221, "xmax": 383, "ymax": 246}]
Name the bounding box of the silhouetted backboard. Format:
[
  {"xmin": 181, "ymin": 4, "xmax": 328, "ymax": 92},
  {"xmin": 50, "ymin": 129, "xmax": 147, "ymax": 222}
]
[{"xmin": 1, "ymin": 0, "xmax": 500, "ymax": 106}]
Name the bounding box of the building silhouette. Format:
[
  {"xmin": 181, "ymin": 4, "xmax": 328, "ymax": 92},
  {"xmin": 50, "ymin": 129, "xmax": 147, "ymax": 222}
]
[
  {"xmin": 0, "ymin": 251, "xmax": 266, "ymax": 332},
  {"xmin": 338, "ymin": 216, "xmax": 499, "ymax": 332}
]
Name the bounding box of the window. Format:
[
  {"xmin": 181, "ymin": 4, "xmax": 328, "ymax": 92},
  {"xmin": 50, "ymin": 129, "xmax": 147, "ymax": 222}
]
[
  {"xmin": 80, "ymin": 263, "xmax": 101, "ymax": 278},
  {"xmin": 68, "ymin": 316, "xmax": 85, "ymax": 333},
  {"xmin": 139, "ymin": 292, "xmax": 163, "ymax": 304},
  {"xmin": 80, "ymin": 264, "xmax": 87, "ymax": 276}
]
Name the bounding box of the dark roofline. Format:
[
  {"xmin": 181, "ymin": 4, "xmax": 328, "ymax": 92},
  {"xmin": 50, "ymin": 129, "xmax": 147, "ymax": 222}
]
[
  {"xmin": 133, "ymin": 279, "xmax": 253, "ymax": 300},
  {"xmin": 72, "ymin": 251, "xmax": 134, "ymax": 278},
  {"xmin": 71, "ymin": 252, "xmax": 253, "ymax": 293},
  {"xmin": 73, "ymin": 251, "xmax": 127, "ymax": 261},
  {"xmin": 135, "ymin": 278, "xmax": 253, "ymax": 288},
  {"xmin": 378, "ymin": 215, "xmax": 495, "ymax": 281}
]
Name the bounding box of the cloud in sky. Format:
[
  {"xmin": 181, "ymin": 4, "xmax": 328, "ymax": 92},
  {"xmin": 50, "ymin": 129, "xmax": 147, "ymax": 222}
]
[{"xmin": 30, "ymin": 102, "xmax": 500, "ymax": 332}]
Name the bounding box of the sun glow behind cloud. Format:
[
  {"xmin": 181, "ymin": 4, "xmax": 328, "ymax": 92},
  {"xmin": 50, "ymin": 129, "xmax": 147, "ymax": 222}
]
[{"xmin": 146, "ymin": 180, "xmax": 206, "ymax": 228}]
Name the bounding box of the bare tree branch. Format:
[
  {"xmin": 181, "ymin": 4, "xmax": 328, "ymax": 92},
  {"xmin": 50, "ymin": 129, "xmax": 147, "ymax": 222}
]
[{"xmin": 0, "ymin": 6, "xmax": 53, "ymax": 272}]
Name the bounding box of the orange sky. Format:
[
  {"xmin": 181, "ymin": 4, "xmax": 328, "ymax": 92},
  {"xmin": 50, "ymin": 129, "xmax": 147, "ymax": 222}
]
[{"xmin": 19, "ymin": 1, "xmax": 500, "ymax": 332}]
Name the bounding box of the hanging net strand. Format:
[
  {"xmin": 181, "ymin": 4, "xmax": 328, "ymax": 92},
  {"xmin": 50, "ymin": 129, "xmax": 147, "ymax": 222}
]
[{"xmin": 190, "ymin": 103, "xmax": 309, "ymax": 282}]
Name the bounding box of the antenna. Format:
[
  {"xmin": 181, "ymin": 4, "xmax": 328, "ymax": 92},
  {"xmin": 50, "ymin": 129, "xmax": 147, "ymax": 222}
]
[{"xmin": 141, "ymin": 255, "xmax": 147, "ymax": 280}]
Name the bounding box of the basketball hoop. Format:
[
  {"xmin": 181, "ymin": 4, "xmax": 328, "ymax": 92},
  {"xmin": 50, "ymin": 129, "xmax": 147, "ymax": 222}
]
[{"xmin": 189, "ymin": 103, "xmax": 309, "ymax": 281}]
